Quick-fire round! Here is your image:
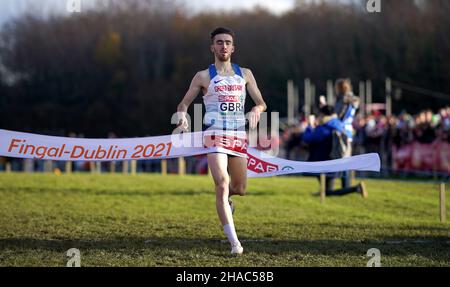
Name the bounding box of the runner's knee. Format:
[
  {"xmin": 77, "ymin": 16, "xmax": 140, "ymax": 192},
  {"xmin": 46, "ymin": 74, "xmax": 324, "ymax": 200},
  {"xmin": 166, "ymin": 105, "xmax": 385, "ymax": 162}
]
[
  {"xmin": 232, "ymin": 183, "xmax": 246, "ymax": 196},
  {"xmin": 215, "ymin": 177, "xmax": 230, "ymax": 196}
]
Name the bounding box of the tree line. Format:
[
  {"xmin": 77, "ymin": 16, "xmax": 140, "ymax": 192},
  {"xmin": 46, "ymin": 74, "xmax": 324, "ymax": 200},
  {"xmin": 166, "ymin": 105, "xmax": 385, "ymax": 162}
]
[{"xmin": 0, "ymin": 0, "xmax": 449, "ymax": 137}]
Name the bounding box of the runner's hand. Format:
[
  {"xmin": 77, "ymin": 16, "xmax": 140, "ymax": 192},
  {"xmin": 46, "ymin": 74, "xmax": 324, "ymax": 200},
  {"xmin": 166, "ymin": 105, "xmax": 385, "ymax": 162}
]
[
  {"xmin": 248, "ymin": 107, "xmax": 262, "ymax": 130},
  {"xmin": 177, "ymin": 113, "xmax": 189, "ymax": 132}
]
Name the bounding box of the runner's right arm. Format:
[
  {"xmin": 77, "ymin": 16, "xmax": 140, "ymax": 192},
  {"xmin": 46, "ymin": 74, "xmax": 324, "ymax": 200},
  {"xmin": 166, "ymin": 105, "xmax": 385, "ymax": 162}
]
[{"xmin": 176, "ymin": 71, "xmax": 206, "ymax": 131}]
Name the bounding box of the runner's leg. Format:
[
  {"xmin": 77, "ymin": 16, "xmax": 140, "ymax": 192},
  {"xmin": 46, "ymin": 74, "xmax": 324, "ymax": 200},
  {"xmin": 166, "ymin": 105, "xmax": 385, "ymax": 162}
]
[
  {"xmin": 228, "ymin": 156, "xmax": 247, "ymax": 197},
  {"xmin": 208, "ymin": 153, "xmax": 242, "ymax": 253}
]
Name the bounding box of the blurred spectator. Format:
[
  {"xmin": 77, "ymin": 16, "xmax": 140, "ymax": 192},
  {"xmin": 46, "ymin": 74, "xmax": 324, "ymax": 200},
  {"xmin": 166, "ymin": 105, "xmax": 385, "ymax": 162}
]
[
  {"xmin": 352, "ymin": 117, "xmax": 365, "ymax": 155},
  {"xmin": 284, "ymin": 121, "xmax": 307, "ymax": 160},
  {"xmin": 301, "ymin": 105, "xmax": 366, "ymax": 197},
  {"xmin": 282, "ymin": 105, "xmax": 450, "ymax": 175},
  {"xmin": 334, "ymin": 79, "xmax": 360, "ymax": 189}
]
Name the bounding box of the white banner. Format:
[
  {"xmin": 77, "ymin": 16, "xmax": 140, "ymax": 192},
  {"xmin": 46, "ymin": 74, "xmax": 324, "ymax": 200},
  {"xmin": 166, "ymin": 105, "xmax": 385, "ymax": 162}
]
[{"xmin": 0, "ymin": 129, "xmax": 380, "ymax": 177}]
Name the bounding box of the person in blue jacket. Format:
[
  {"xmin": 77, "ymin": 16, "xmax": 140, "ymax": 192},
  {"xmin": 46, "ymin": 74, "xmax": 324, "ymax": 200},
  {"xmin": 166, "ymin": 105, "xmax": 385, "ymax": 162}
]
[
  {"xmin": 302, "ymin": 105, "xmax": 367, "ymax": 197},
  {"xmin": 334, "ymin": 79, "xmax": 360, "ymax": 189}
]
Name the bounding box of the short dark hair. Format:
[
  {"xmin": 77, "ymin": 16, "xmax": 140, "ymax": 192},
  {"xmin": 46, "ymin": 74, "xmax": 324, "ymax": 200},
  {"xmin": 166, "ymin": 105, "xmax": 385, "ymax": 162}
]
[{"xmin": 210, "ymin": 27, "xmax": 235, "ymax": 42}]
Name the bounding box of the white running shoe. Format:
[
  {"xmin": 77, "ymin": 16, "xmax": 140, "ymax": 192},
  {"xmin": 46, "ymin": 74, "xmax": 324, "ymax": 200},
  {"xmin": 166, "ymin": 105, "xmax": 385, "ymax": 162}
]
[{"xmin": 231, "ymin": 242, "xmax": 243, "ymax": 255}]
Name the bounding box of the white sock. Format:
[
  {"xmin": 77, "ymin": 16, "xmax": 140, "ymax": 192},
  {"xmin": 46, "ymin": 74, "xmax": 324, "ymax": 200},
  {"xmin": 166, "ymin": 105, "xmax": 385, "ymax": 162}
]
[{"xmin": 223, "ymin": 223, "xmax": 240, "ymax": 245}]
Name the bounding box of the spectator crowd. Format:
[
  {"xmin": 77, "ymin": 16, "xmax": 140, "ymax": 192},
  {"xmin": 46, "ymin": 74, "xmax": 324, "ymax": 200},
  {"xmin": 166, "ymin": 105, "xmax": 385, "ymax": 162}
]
[{"xmin": 282, "ymin": 105, "xmax": 450, "ymax": 175}]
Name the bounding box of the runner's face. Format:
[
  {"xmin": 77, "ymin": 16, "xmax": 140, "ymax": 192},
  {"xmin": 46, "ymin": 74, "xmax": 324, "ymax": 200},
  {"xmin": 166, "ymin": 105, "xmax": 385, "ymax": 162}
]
[{"xmin": 211, "ymin": 34, "xmax": 234, "ymax": 62}]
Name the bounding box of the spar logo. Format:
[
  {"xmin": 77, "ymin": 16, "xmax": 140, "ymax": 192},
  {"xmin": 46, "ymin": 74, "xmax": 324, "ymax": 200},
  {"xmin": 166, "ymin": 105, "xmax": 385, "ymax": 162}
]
[
  {"xmin": 282, "ymin": 166, "xmax": 294, "ymax": 171},
  {"xmin": 204, "ymin": 135, "xmax": 247, "ymax": 154},
  {"xmin": 247, "ymin": 153, "xmax": 278, "ymax": 173},
  {"xmin": 218, "ymin": 95, "xmax": 239, "ymax": 102}
]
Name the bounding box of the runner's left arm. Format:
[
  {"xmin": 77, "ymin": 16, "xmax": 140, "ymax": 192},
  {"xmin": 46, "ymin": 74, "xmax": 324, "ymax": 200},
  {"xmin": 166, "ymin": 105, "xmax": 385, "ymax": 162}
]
[{"xmin": 243, "ymin": 68, "xmax": 267, "ymax": 129}]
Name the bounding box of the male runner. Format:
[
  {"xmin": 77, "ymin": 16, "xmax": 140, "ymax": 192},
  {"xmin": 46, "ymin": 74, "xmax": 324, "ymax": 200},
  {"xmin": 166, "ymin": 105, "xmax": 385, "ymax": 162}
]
[{"xmin": 176, "ymin": 27, "xmax": 267, "ymax": 255}]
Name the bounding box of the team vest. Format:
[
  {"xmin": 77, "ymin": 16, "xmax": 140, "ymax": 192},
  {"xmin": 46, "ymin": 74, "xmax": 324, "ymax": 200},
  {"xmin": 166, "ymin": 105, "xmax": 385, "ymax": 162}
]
[
  {"xmin": 343, "ymin": 104, "xmax": 356, "ymax": 142},
  {"xmin": 203, "ymin": 63, "xmax": 246, "ymax": 130}
]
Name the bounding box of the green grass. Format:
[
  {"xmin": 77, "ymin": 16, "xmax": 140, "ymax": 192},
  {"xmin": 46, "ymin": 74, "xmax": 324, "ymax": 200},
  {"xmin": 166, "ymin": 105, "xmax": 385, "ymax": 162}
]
[{"xmin": 0, "ymin": 172, "xmax": 449, "ymax": 267}]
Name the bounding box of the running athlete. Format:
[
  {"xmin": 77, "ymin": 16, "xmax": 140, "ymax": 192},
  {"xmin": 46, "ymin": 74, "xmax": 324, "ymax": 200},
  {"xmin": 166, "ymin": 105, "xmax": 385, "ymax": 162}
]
[{"xmin": 176, "ymin": 27, "xmax": 267, "ymax": 255}]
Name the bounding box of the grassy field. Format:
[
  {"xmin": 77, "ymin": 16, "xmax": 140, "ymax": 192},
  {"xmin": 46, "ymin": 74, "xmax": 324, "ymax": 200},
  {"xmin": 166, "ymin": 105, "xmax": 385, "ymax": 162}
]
[{"xmin": 0, "ymin": 172, "xmax": 449, "ymax": 267}]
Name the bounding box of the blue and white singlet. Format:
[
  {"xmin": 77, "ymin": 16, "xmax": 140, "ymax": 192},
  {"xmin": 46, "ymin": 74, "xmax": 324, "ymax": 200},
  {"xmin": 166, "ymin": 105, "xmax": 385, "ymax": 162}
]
[{"xmin": 203, "ymin": 63, "xmax": 246, "ymax": 130}]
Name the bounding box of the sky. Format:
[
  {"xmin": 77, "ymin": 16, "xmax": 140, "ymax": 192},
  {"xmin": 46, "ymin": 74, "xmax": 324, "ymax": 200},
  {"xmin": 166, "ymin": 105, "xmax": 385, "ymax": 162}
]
[
  {"xmin": 186, "ymin": 0, "xmax": 296, "ymax": 15},
  {"xmin": 0, "ymin": 0, "xmax": 299, "ymax": 26}
]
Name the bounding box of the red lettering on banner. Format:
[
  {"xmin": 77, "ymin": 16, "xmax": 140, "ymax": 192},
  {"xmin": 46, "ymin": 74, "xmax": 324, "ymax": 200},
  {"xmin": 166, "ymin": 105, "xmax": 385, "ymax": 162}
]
[
  {"xmin": 47, "ymin": 147, "xmax": 59, "ymax": 157},
  {"xmin": 204, "ymin": 135, "xmax": 247, "ymax": 154},
  {"xmin": 247, "ymin": 153, "xmax": 278, "ymax": 173},
  {"xmin": 8, "ymin": 139, "xmax": 23, "ymax": 152},
  {"xmin": 71, "ymin": 146, "xmax": 85, "ymax": 159}
]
